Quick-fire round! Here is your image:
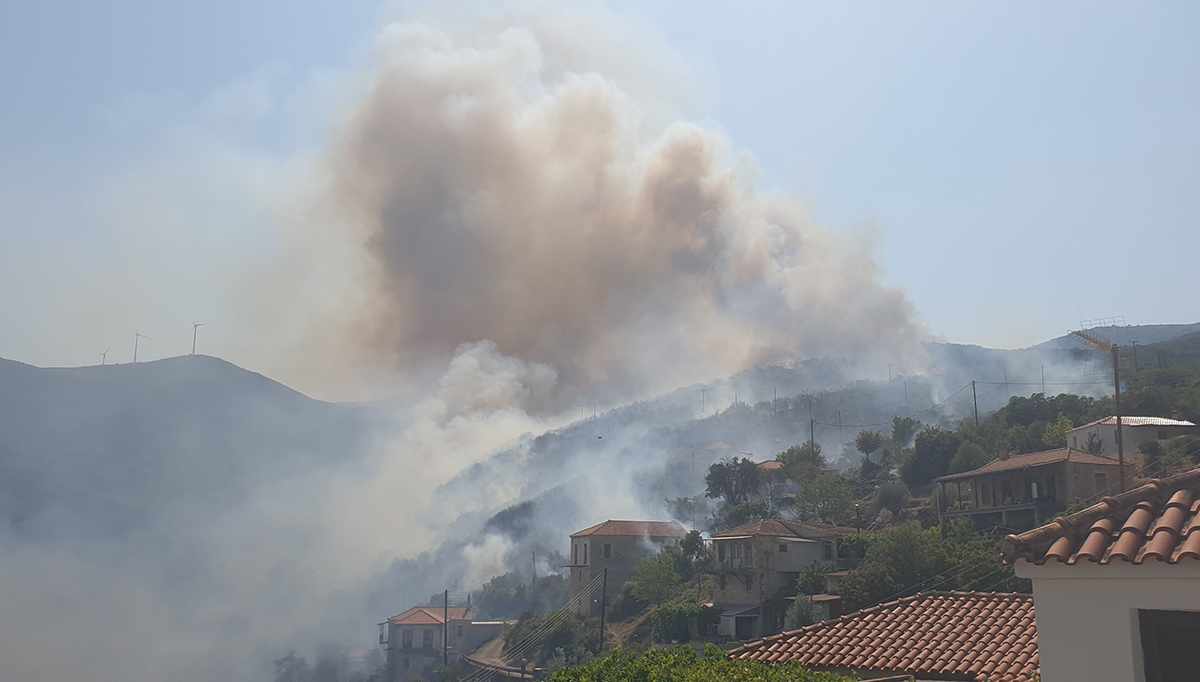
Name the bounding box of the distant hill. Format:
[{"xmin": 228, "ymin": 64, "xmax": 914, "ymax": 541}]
[{"xmin": 0, "ymin": 354, "xmax": 380, "ymax": 539}]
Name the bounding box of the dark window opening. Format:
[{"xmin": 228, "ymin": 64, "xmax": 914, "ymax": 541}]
[
  {"xmin": 823, "ymin": 543, "xmax": 833, "ymax": 560},
  {"xmin": 573, "ymin": 544, "xmax": 577, "ymax": 564},
  {"xmin": 603, "ymin": 543, "xmax": 612, "ymax": 558},
  {"xmin": 402, "ymin": 630, "xmax": 413, "ymax": 650},
  {"xmin": 583, "ymin": 543, "xmax": 588, "ymax": 564},
  {"xmin": 1002, "ymin": 480, "xmax": 1014, "ymax": 505},
  {"xmin": 779, "ymin": 543, "xmax": 788, "ymax": 553},
  {"xmin": 403, "ymin": 658, "xmax": 410, "ymax": 670},
  {"xmin": 456, "ymin": 625, "xmax": 463, "ymax": 637},
  {"xmin": 1095, "ymin": 473, "xmax": 1108, "ymax": 495},
  {"xmin": 422, "ymin": 629, "xmax": 433, "ymax": 649},
  {"xmin": 718, "ymin": 544, "xmax": 726, "ymax": 561},
  {"xmin": 1140, "ymin": 609, "xmax": 1200, "ymax": 682},
  {"xmin": 1046, "ymin": 475, "xmax": 1057, "ymax": 502}
]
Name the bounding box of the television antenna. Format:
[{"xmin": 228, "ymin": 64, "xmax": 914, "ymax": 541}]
[
  {"xmin": 133, "ymin": 331, "xmax": 151, "ymax": 363},
  {"xmin": 191, "ymin": 322, "xmax": 209, "ymax": 355}
]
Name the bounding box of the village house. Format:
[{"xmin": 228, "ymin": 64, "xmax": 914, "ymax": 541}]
[
  {"xmin": 1003, "ymin": 467, "xmax": 1200, "ymax": 682},
  {"xmin": 567, "ymin": 520, "xmax": 687, "ymax": 616},
  {"xmin": 1066, "ymin": 415, "xmax": 1198, "ymax": 456},
  {"xmin": 711, "ymin": 519, "xmax": 855, "ymax": 640},
  {"xmin": 730, "ymin": 591, "xmax": 1040, "ymax": 682},
  {"xmin": 379, "ymin": 604, "xmax": 504, "ymax": 682},
  {"xmin": 935, "ymin": 447, "xmax": 1134, "ymax": 530}
]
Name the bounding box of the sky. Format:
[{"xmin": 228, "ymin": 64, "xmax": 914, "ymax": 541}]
[{"xmin": 1, "ymin": 0, "xmax": 1198, "ymax": 376}]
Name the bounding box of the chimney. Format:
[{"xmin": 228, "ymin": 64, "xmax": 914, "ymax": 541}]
[{"xmin": 999, "ymin": 447, "xmax": 1009, "ymax": 461}]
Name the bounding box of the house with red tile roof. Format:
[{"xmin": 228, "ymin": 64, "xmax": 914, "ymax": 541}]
[
  {"xmin": 567, "ymin": 520, "xmax": 687, "ymax": 616},
  {"xmin": 379, "ymin": 604, "xmax": 504, "ymax": 682},
  {"xmin": 729, "ymin": 591, "xmax": 1039, "ymax": 682},
  {"xmin": 935, "ymin": 447, "xmax": 1134, "ymax": 531},
  {"xmin": 1066, "ymin": 415, "xmax": 1198, "ymax": 456},
  {"xmin": 1003, "ymin": 467, "xmax": 1200, "ymax": 682},
  {"xmin": 711, "ymin": 519, "xmax": 856, "ymax": 640}
]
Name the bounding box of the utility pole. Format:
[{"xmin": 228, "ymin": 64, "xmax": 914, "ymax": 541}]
[
  {"xmin": 971, "ymin": 381, "xmax": 979, "ymax": 427},
  {"xmin": 903, "ymin": 381, "xmax": 908, "ymax": 407},
  {"xmin": 887, "ymin": 363, "xmax": 893, "ymax": 381},
  {"xmin": 701, "ymin": 388, "xmax": 708, "ymax": 417},
  {"xmin": 1003, "ymin": 368, "xmax": 1010, "ymax": 399},
  {"xmin": 837, "ymin": 410, "xmax": 844, "ymax": 451},
  {"xmin": 1072, "ymin": 329, "xmax": 1126, "ymax": 492},
  {"xmin": 1131, "ymin": 341, "xmax": 1139, "ymax": 372},
  {"xmin": 443, "ymin": 589, "xmax": 449, "ymax": 666},
  {"xmin": 1041, "ymin": 366, "xmax": 1045, "ymax": 395},
  {"xmin": 809, "ymin": 399, "xmax": 815, "ymax": 457},
  {"xmin": 598, "ymin": 568, "xmax": 608, "ymax": 654}
]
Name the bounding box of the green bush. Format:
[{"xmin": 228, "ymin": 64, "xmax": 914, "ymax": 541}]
[
  {"xmin": 548, "ymin": 645, "xmax": 856, "ymax": 682},
  {"xmin": 648, "ymin": 601, "xmax": 719, "ymax": 643}
]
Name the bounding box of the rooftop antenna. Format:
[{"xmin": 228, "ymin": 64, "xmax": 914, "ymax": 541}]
[
  {"xmin": 133, "ymin": 331, "xmax": 151, "ymax": 363},
  {"xmin": 191, "ymin": 322, "xmax": 209, "ymax": 355},
  {"xmin": 100, "ymin": 348, "xmax": 109, "ymax": 366}
]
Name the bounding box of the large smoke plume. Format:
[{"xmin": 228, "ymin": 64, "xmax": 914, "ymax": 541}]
[{"xmin": 0, "ymin": 5, "xmax": 931, "ymax": 682}]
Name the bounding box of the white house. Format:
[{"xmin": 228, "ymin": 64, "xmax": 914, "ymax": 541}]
[
  {"xmin": 1066, "ymin": 416, "xmax": 1198, "ymax": 456},
  {"xmin": 1003, "ymin": 467, "xmax": 1200, "ymax": 682}
]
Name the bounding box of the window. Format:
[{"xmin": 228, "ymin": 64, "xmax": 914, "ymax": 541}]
[
  {"xmin": 456, "ymin": 625, "xmax": 463, "ymax": 637},
  {"xmin": 823, "ymin": 542, "xmax": 833, "ymax": 560},
  {"xmin": 603, "ymin": 543, "xmax": 612, "ymax": 559},
  {"xmin": 402, "ymin": 629, "xmax": 413, "ymax": 650},
  {"xmin": 982, "ymin": 483, "xmax": 992, "ymax": 506},
  {"xmin": 379, "ymin": 623, "xmax": 388, "ymax": 645},
  {"xmin": 403, "ymin": 658, "xmax": 410, "ymax": 670},
  {"xmin": 1046, "ymin": 475, "xmax": 1057, "ymax": 501},
  {"xmin": 1158, "ymin": 430, "xmax": 1168, "ymax": 440},
  {"xmin": 1002, "ymin": 480, "xmax": 1013, "ymax": 505},
  {"xmin": 573, "ymin": 544, "xmax": 578, "ymax": 564},
  {"xmin": 779, "ymin": 543, "xmax": 788, "ymax": 553},
  {"xmin": 718, "ymin": 544, "xmax": 726, "ymax": 561},
  {"xmin": 583, "ymin": 543, "xmax": 588, "ymax": 564},
  {"xmin": 1095, "ymin": 473, "xmax": 1108, "ymax": 495},
  {"xmin": 1072, "ymin": 435, "xmax": 1078, "ymax": 448},
  {"xmin": 1139, "ymin": 610, "xmax": 1200, "ymax": 682},
  {"xmin": 422, "ymin": 629, "xmax": 433, "ymax": 649},
  {"xmin": 719, "ymin": 575, "xmax": 726, "ymax": 591}
]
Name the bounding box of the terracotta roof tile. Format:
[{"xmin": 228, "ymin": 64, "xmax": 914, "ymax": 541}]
[
  {"xmin": 728, "ymin": 591, "xmax": 1038, "ymax": 682},
  {"xmin": 1077, "ymin": 416, "xmax": 1197, "ymax": 428},
  {"xmin": 569, "ymin": 520, "xmax": 686, "ymax": 538},
  {"xmin": 936, "ymin": 447, "xmax": 1126, "ymax": 482},
  {"xmin": 1003, "ymin": 467, "xmax": 1200, "ymax": 566},
  {"xmin": 387, "ymin": 605, "xmax": 472, "ymax": 626},
  {"xmin": 712, "ymin": 519, "xmax": 856, "ymax": 539}
]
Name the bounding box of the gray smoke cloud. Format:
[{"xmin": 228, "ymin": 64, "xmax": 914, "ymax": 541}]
[
  {"xmin": 263, "ymin": 8, "xmax": 925, "ymax": 404},
  {"xmin": 0, "ymin": 5, "xmax": 934, "ymax": 682}
]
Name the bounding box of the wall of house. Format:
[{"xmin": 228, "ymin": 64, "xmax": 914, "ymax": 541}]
[
  {"xmin": 569, "ymin": 534, "xmax": 679, "ymax": 614},
  {"xmin": 1018, "ymin": 561, "xmax": 1200, "ymax": 682},
  {"xmin": 1068, "ymin": 424, "xmax": 1199, "ymax": 456}
]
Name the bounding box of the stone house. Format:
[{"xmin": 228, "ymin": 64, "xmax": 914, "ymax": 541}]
[
  {"xmin": 1066, "ymin": 416, "xmax": 1198, "ymax": 457},
  {"xmin": 1004, "ymin": 467, "xmax": 1200, "ymax": 682},
  {"xmin": 935, "ymin": 447, "xmax": 1134, "ymax": 530},
  {"xmin": 567, "ymin": 520, "xmax": 687, "ymax": 616},
  {"xmin": 711, "ymin": 519, "xmax": 855, "ymax": 640},
  {"xmin": 379, "ymin": 604, "xmax": 503, "ymax": 682}
]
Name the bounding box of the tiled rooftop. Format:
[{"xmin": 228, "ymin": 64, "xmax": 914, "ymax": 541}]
[
  {"xmin": 936, "ymin": 447, "xmax": 1123, "ymax": 483},
  {"xmin": 1076, "ymin": 415, "xmax": 1197, "ymax": 428},
  {"xmin": 729, "ymin": 591, "xmax": 1038, "ymax": 682},
  {"xmin": 1003, "ymin": 467, "xmax": 1200, "ymax": 566},
  {"xmin": 388, "ymin": 605, "xmax": 473, "ymax": 625},
  {"xmin": 712, "ymin": 518, "xmax": 856, "ymax": 539},
  {"xmin": 570, "ymin": 520, "xmax": 687, "ymax": 538}
]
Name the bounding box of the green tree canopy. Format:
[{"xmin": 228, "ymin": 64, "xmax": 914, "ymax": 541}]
[
  {"xmin": 549, "ymin": 645, "xmax": 855, "ymax": 682},
  {"xmin": 948, "ymin": 441, "xmax": 990, "ymax": 474},
  {"xmin": 630, "ymin": 552, "xmax": 683, "ymax": 606},
  {"xmin": 776, "ymin": 442, "xmax": 825, "ymax": 482},
  {"xmin": 853, "ymin": 430, "xmax": 885, "ymax": 457},
  {"xmin": 725, "ymin": 500, "xmax": 773, "ymax": 528},
  {"xmin": 704, "ymin": 457, "xmax": 761, "ymax": 506},
  {"xmin": 794, "ymin": 475, "xmax": 853, "ymax": 525},
  {"xmin": 874, "ymin": 481, "xmax": 910, "ymax": 518},
  {"xmin": 891, "ymin": 416, "xmax": 921, "ymax": 445},
  {"xmin": 1041, "ymin": 412, "xmax": 1074, "ymax": 448},
  {"xmin": 899, "ymin": 426, "xmax": 962, "ymax": 488}
]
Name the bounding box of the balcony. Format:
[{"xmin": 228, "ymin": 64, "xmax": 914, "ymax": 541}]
[{"xmin": 715, "ymin": 558, "xmax": 755, "ymax": 571}]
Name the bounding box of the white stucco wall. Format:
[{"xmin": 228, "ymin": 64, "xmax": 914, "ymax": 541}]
[{"xmin": 1017, "ymin": 561, "xmax": 1200, "ymax": 682}]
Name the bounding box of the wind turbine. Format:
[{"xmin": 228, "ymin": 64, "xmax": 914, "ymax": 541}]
[
  {"xmin": 191, "ymin": 322, "xmax": 209, "ymax": 355},
  {"xmin": 133, "ymin": 331, "xmax": 151, "ymax": 363},
  {"xmin": 100, "ymin": 348, "xmax": 109, "ymax": 366}
]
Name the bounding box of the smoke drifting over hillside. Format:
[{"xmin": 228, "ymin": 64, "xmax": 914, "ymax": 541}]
[
  {"xmin": 270, "ymin": 9, "xmax": 924, "ymax": 404},
  {"xmin": 0, "ymin": 6, "xmax": 933, "ymax": 682}
]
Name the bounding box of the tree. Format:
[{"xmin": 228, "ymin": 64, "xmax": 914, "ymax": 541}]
[
  {"xmin": 784, "ymin": 595, "xmax": 822, "ymax": 630},
  {"xmin": 1139, "ymin": 439, "xmax": 1165, "ymax": 470},
  {"xmin": 274, "ymin": 652, "xmax": 311, "ymax": 682},
  {"xmin": 1042, "ymin": 413, "xmax": 1074, "ymax": 448},
  {"xmin": 630, "ymin": 552, "xmax": 683, "ymax": 606},
  {"xmin": 899, "ymin": 426, "xmax": 962, "ymax": 488},
  {"xmin": 704, "ymin": 457, "xmax": 761, "ymax": 506},
  {"xmin": 948, "ymin": 441, "xmax": 989, "ymax": 474},
  {"xmin": 549, "ymin": 644, "xmax": 857, "ymax": 681},
  {"xmin": 874, "ymin": 482, "xmax": 910, "ymax": 518},
  {"xmin": 1085, "ymin": 431, "xmax": 1105, "ymax": 455},
  {"xmin": 726, "ymin": 500, "xmax": 773, "ymax": 528},
  {"xmin": 839, "ymin": 523, "xmax": 953, "ymax": 610},
  {"xmin": 794, "ymin": 475, "xmax": 853, "ymax": 525},
  {"xmin": 795, "ymin": 560, "xmax": 830, "ymax": 596},
  {"xmin": 776, "ymin": 442, "xmax": 825, "ymax": 482},
  {"xmin": 892, "ymin": 417, "xmax": 921, "ymax": 445},
  {"xmin": 853, "ymin": 430, "xmax": 885, "ymax": 458}
]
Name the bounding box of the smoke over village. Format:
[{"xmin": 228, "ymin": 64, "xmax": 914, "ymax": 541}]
[{"xmin": 2, "ymin": 3, "xmax": 1199, "ymax": 682}]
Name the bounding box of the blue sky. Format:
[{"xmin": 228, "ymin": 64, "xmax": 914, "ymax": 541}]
[{"xmin": 1, "ymin": 0, "xmax": 1198, "ymax": 369}]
